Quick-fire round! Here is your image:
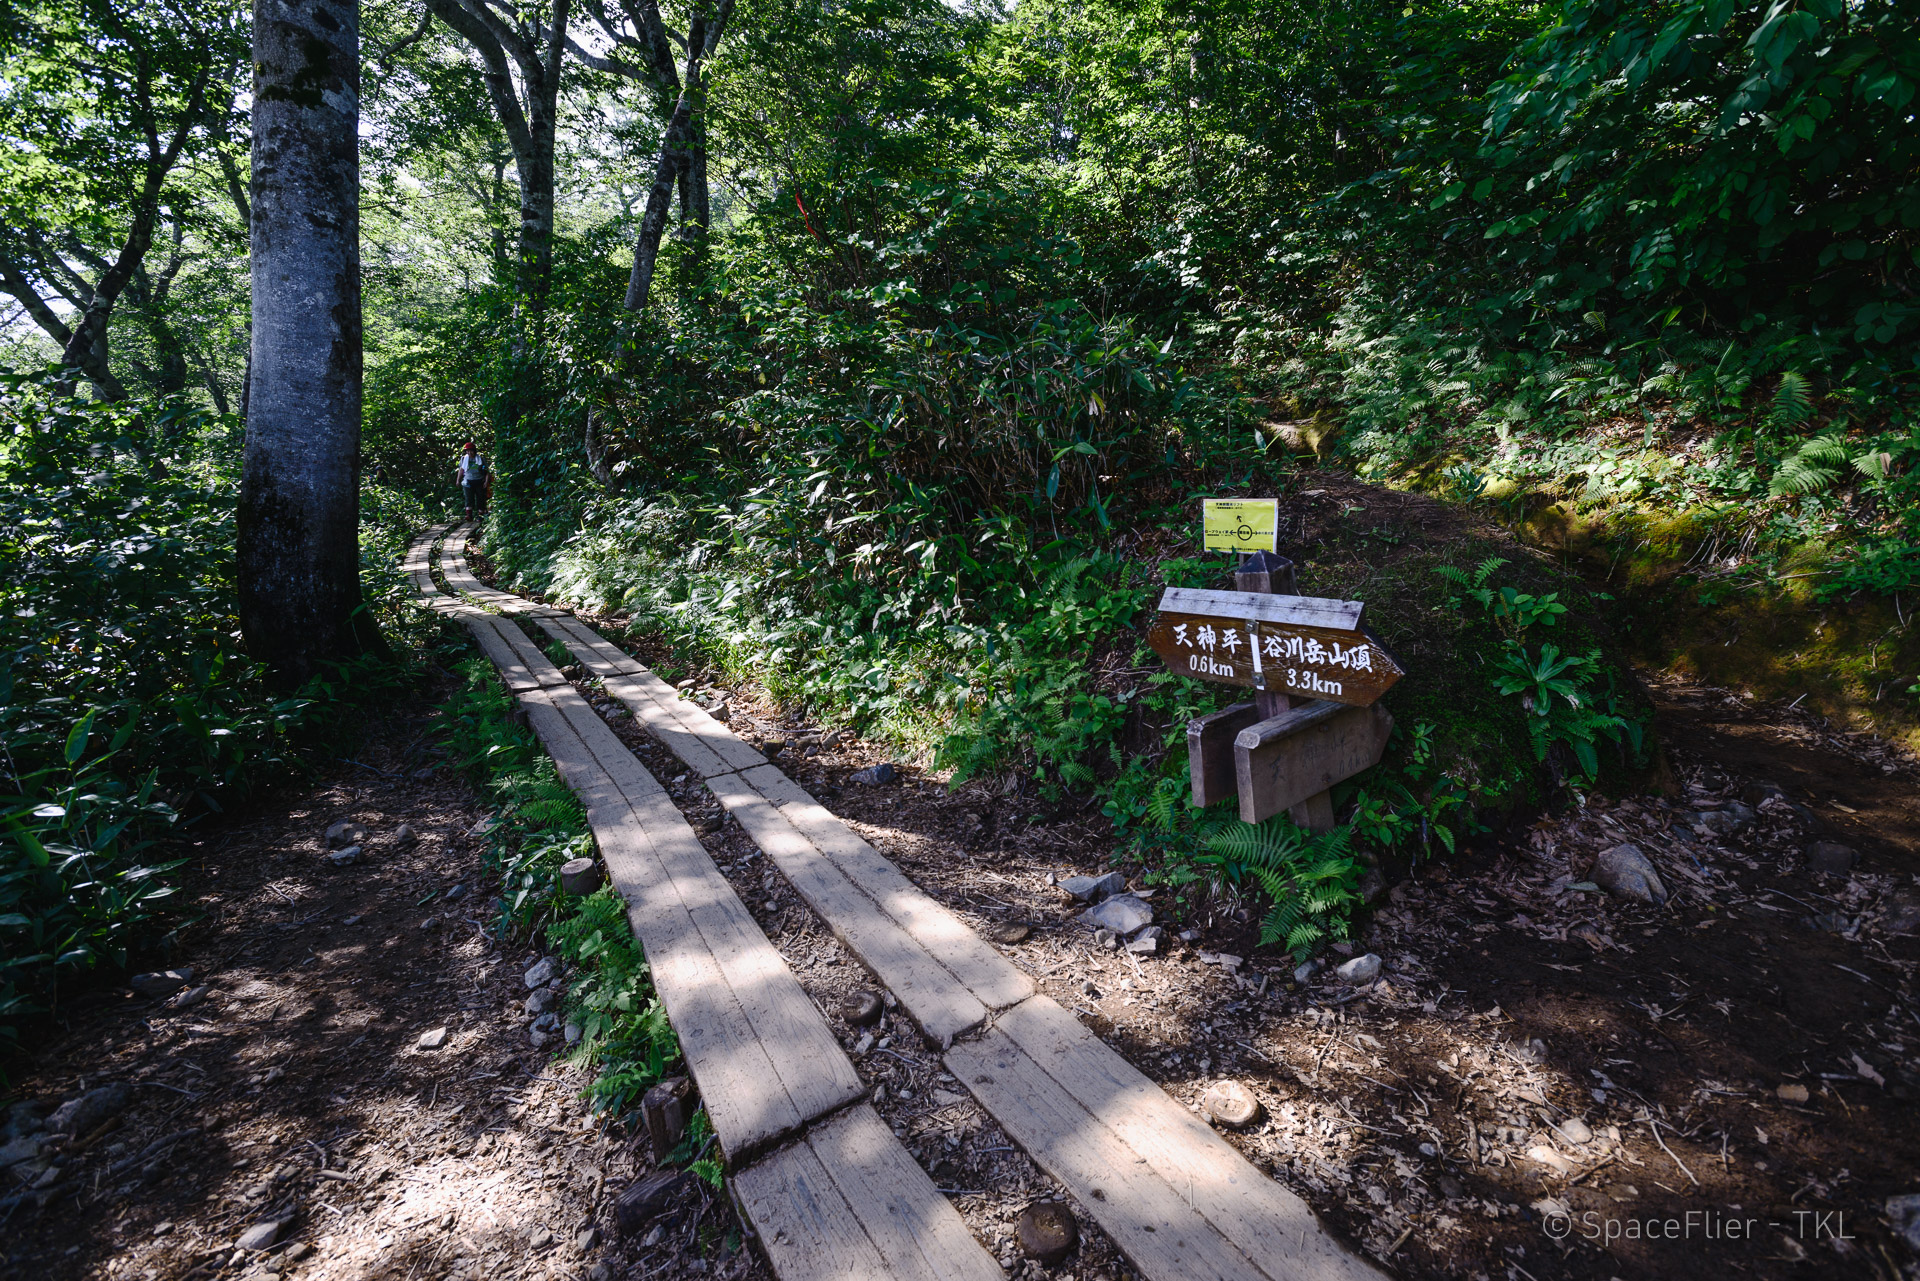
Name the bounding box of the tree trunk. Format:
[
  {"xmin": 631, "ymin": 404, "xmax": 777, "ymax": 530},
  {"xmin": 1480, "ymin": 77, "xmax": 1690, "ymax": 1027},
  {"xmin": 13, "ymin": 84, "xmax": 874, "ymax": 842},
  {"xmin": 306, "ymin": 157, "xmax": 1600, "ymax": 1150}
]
[
  {"xmin": 625, "ymin": 89, "xmax": 694, "ymax": 311},
  {"xmin": 237, "ymin": 0, "xmax": 378, "ymax": 681}
]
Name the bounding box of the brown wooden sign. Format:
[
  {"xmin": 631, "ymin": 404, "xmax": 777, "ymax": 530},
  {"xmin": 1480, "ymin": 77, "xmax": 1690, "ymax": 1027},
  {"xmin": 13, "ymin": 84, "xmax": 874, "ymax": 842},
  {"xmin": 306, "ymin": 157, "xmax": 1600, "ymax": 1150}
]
[{"xmin": 1146, "ymin": 588, "xmax": 1403, "ymax": 708}]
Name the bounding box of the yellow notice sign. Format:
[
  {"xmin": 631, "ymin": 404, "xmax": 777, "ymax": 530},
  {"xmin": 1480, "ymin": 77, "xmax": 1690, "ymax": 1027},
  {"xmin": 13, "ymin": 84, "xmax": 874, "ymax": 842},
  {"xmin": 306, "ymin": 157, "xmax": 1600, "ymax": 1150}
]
[{"xmin": 1202, "ymin": 498, "xmax": 1279, "ymax": 553}]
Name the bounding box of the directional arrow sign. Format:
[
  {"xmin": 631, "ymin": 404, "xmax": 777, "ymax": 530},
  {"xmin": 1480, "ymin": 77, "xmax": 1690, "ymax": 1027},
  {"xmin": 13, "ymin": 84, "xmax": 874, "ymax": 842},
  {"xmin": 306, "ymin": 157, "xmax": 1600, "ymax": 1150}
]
[{"xmin": 1146, "ymin": 586, "xmax": 1404, "ymax": 708}]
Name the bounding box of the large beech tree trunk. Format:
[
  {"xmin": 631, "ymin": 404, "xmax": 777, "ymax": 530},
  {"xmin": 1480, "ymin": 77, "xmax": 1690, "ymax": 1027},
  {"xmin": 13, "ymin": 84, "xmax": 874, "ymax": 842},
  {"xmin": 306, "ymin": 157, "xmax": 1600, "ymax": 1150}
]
[{"xmin": 237, "ymin": 0, "xmax": 377, "ymax": 680}]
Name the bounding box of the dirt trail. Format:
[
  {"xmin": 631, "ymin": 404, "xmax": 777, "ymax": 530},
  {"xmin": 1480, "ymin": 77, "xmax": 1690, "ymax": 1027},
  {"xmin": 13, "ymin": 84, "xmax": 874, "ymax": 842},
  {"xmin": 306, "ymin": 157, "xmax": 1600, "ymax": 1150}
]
[{"xmin": 0, "ymin": 691, "xmax": 751, "ymax": 1281}]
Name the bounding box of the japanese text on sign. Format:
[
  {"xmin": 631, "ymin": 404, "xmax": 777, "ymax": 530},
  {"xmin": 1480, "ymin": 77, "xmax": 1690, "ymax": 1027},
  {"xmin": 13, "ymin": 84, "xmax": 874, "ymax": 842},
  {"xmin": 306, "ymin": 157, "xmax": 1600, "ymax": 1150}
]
[{"xmin": 1201, "ymin": 499, "xmax": 1279, "ymax": 553}]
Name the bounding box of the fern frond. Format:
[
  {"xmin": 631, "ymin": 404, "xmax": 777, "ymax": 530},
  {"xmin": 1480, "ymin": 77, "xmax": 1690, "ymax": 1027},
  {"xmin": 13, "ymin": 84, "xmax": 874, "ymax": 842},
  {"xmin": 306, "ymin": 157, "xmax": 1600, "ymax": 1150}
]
[
  {"xmin": 1853, "ymin": 449, "xmax": 1892, "ymax": 481},
  {"xmin": 1768, "ymin": 435, "xmax": 1848, "ymax": 497},
  {"xmin": 1769, "ymin": 371, "xmax": 1812, "ymax": 431}
]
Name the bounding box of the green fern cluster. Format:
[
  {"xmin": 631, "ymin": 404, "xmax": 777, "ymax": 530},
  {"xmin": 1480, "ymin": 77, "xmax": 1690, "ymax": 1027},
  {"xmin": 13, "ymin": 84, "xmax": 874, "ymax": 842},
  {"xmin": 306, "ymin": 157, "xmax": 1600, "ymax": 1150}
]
[{"xmin": 1201, "ymin": 816, "xmax": 1366, "ymax": 957}]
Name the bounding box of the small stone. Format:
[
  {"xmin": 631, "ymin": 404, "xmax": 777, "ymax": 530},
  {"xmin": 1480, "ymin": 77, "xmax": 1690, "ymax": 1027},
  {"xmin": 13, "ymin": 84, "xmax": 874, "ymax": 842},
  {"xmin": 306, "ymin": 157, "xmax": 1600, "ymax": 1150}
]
[
  {"xmin": 1526, "ymin": 1145, "xmax": 1576, "ymax": 1176},
  {"xmin": 674, "ymin": 678, "xmax": 698, "ymax": 691},
  {"xmin": 47, "ymin": 1082, "xmax": 132, "ymax": 1136},
  {"xmin": 236, "ymin": 1220, "xmax": 286, "ymax": 1252},
  {"xmin": 130, "ymin": 969, "xmax": 193, "ymax": 998},
  {"xmin": 1201, "ymin": 1080, "xmax": 1262, "ymax": 1127},
  {"xmin": 526, "ymin": 989, "xmax": 556, "ymax": 1015},
  {"xmin": 563, "ymin": 1023, "xmax": 582, "ymax": 1045},
  {"xmin": 524, "ymin": 957, "xmax": 559, "ymax": 989},
  {"xmin": 1807, "ymin": 841, "xmax": 1858, "ymax": 876},
  {"xmin": 575, "ymin": 1225, "xmax": 599, "ymax": 1251},
  {"xmin": 1741, "ymin": 780, "xmax": 1787, "ymax": 807},
  {"xmin": 284, "ymin": 1243, "xmax": 312, "ymax": 1262},
  {"xmin": 1080, "ymin": 979, "xmax": 1099, "ymax": 998},
  {"xmin": 530, "ymin": 1029, "xmax": 552, "ymax": 1049},
  {"xmin": 1776, "ymin": 1083, "xmax": 1810, "ymax": 1104},
  {"xmin": 5, "ymin": 1102, "xmax": 45, "ymax": 1138},
  {"xmin": 1126, "ymin": 928, "xmax": 1161, "ymax": 956},
  {"xmin": 1060, "ymin": 872, "xmax": 1126, "ymax": 903},
  {"xmin": 985, "ymin": 921, "xmax": 1032, "ymax": 945},
  {"xmin": 329, "ymin": 845, "xmax": 361, "ymax": 867},
  {"xmin": 1590, "ymin": 844, "xmax": 1668, "ymax": 905},
  {"xmin": 761, "ymin": 736, "xmax": 787, "ymax": 752},
  {"xmin": 1335, "ymin": 953, "xmax": 1381, "ymax": 985},
  {"xmin": 842, "ymin": 990, "xmax": 885, "ymax": 1027},
  {"xmin": 1178, "ymin": 928, "xmax": 1200, "ymax": 942},
  {"xmin": 420, "ymin": 916, "xmax": 441, "ymax": 931},
  {"xmin": 534, "ymin": 1012, "xmax": 560, "ymax": 1033},
  {"xmin": 1015, "ymin": 1201, "xmax": 1079, "ymax": 1264},
  {"xmin": 1293, "ymin": 959, "xmax": 1323, "ymax": 985},
  {"xmin": 168, "ymin": 985, "xmax": 212, "ymax": 1010},
  {"xmin": 850, "ymin": 762, "xmax": 897, "ymax": 786},
  {"xmin": 1885, "ymin": 1194, "xmax": 1920, "ymax": 1251},
  {"xmin": 0, "ymin": 1135, "xmax": 42, "ymax": 1167},
  {"xmin": 1093, "ymin": 928, "xmax": 1117, "ymax": 951},
  {"xmin": 444, "ymin": 883, "xmax": 468, "ymax": 901},
  {"xmin": 392, "ymin": 824, "xmax": 419, "ymax": 846},
  {"xmin": 418, "ymin": 1027, "xmax": 449, "ymax": 1050},
  {"xmin": 1085, "ymin": 894, "xmax": 1153, "ymax": 935},
  {"xmin": 1886, "ymin": 890, "xmax": 1920, "ymax": 936},
  {"xmin": 560, "ymin": 858, "xmax": 604, "ymax": 896},
  {"xmin": 1556, "ymin": 1118, "xmax": 1594, "ymax": 1145},
  {"xmin": 1723, "ymin": 800, "xmax": 1758, "ymax": 831},
  {"xmin": 324, "ymin": 821, "xmax": 368, "ymax": 849},
  {"xmin": 1438, "ymin": 1175, "xmax": 1465, "ymax": 1199},
  {"xmin": 530, "ymin": 1228, "xmax": 554, "ymax": 1250}
]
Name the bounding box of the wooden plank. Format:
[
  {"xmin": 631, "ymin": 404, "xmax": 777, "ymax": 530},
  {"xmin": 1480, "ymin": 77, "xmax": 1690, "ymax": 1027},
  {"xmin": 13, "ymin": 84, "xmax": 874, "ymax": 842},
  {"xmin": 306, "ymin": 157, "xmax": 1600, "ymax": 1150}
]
[
  {"xmin": 988, "ymin": 997, "xmax": 1384, "ymax": 1281},
  {"xmin": 733, "ymin": 1129, "xmax": 894, "ymax": 1281},
  {"xmin": 466, "ymin": 617, "xmax": 543, "ymax": 692},
  {"xmin": 1157, "ymin": 586, "xmax": 1361, "ymax": 631},
  {"xmin": 799, "ymin": 1104, "xmax": 1003, "ymax": 1281},
  {"xmin": 1187, "ymin": 702, "xmax": 1259, "ymax": 808},
  {"xmin": 1233, "ymin": 701, "xmax": 1393, "ymax": 824},
  {"xmin": 528, "ymin": 687, "xmax": 866, "ymax": 1140},
  {"xmin": 536, "ymin": 616, "xmax": 647, "ymax": 677},
  {"xmin": 490, "ymin": 616, "xmax": 569, "ymax": 687},
  {"xmin": 946, "ymin": 1027, "xmax": 1264, "ymax": 1281},
  {"xmin": 601, "ymin": 672, "xmax": 734, "ymax": 778},
  {"xmin": 744, "ymin": 765, "xmax": 1033, "ymax": 1012},
  {"xmin": 514, "ymin": 689, "xmax": 806, "ymax": 1157},
  {"xmin": 707, "ymin": 773, "xmax": 987, "ymax": 1044},
  {"xmin": 1146, "ymin": 615, "xmax": 1401, "ymax": 707}
]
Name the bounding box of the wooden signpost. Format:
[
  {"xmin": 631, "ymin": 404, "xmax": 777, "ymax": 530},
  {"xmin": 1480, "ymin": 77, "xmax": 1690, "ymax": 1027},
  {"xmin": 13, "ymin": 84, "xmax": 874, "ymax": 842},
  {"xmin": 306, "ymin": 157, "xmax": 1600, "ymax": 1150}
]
[{"xmin": 1155, "ymin": 510, "xmax": 1406, "ymax": 829}]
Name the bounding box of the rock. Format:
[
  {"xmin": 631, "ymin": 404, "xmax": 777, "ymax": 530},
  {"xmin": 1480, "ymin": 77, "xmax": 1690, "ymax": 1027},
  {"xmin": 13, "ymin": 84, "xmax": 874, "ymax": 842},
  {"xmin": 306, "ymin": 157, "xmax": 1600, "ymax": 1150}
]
[
  {"xmin": 1886, "ymin": 1194, "xmax": 1920, "ymax": 1251},
  {"xmin": 560, "ymin": 857, "xmax": 604, "ymax": 896},
  {"xmin": 1293, "ymin": 959, "xmax": 1323, "ymax": 985},
  {"xmin": 4, "ymin": 1102, "xmax": 45, "ymax": 1139},
  {"xmin": 1807, "ymin": 841, "xmax": 1858, "ymax": 876},
  {"xmin": 417, "ymin": 1027, "xmax": 449, "ymax": 1050},
  {"xmin": 1093, "ymin": 928, "xmax": 1117, "ymax": 951},
  {"xmin": 1060, "ymin": 872, "xmax": 1126, "ymax": 903},
  {"xmin": 614, "ymin": 1170, "xmax": 688, "ymax": 1235},
  {"xmin": 524, "ymin": 957, "xmax": 560, "ymax": 989},
  {"xmin": 842, "ymin": 990, "xmax": 885, "ymax": 1028},
  {"xmin": 530, "ymin": 1228, "xmax": 554, "ymax": 1250},
  {"xmin": 1556, "ymin": 1118, "xmax": 1593, "ymax": 1145},
  {"xmin": 236, "ymin": 1220, "xmax": 286, "ymax": 1252},
  {"xmin": 1201, "ymin": 1080, "xmax": 1262, "ymax": 1127},
  {"xmin": 575, "ymin": 1226, "xmax": 599, "ymax": 1251},
  {"xmin": 329, "ymin": 845, "xmax": 362, "ymax": 867},
  {"xmin": 47, "ymin": 1082, "xmax": 132, "ymax": 1136},
  {"xmin": 0, "ymin": 1136, "xmax": 42, "ymax": 1167},
  {"xmin": 564, "ymin": 1023, "xmax": 582, "ymax": 1046},
  {"xmin": 1777, "ymin": 1083, "xmax": 1810, "ymax": 1104},
  {"xmin": 1590, "ymin": 844, "xmax": 1668, "ymax": 905},
  {"xmin": 1335, "ymin": 953, "xmax": 1382, "ymax": 985},
  {"xmin": 392, "ymin": 824, "xmax": 418, "ymax": 846},
  {"xmin": 168, "ymin": 985, "xmax": 212, "ymax": 1010},
  {"xmin": 985, "ymin": 921, "xmax": 1031, "ymax": 945},
  {"xmin": 849, "ymin": 763, "xmax": 897, "ymax": 786},
  {"xmin": 1723, "ymin": 800, "xmax": 1758, "ymax": 831},
  {"xmin": 1885, "ymin": 890, "xmax": 1920, "ymax": 936},
  {"xmin": 526, "ymin": 989, "xmax": 556, "ymax": 1015},
  {"xmin": 1015, "ymin": 1201, "xmax": 1079, "ymax": 1264},
  {"xmin": 1741, "ymin": 780, "xmax": 1787, "ymax": 807},
  {"xmin": 1178, "ymin": 928, "xmax": 1200, "ymax": 942},
  {"xmin": 284, "ymin": 1243, "xmax": 312, "ymax": 1262},
  {"xmin": 1126, "ymin": 927, "xmax": 1163, "ymax": 956},
  {"xmin": 1085, "ymin": 894, "xmax": 1153, "ymax": 935},
  {"xmin": 534, "ymin": 1012, "xmax": 560, "ymax": 1034},
  {"xmin": 324, "ymin": 821, "xmax": 367, "ymax": 849},
  {"xmin": 1359, "ymin": 868, "xmax": 1387, "ymax": 905},
  {"xmin": 1438, "ymin": 1174, "xmax": 1465, "ymax": 1199},
  {"xmin": 1526, "ymin": 1145, "xmax": 1576, "ymax": 1176},
  {"xmin": 420, "ymin": 916, "xmax": 441, "ymax": 931},
  {"xmin": 444, "ymin": 883, "xmax": 468, "ymax": 901},
  {"xmin": 674, "ymin": 677, "xmax": 697, "ymax": 691},
  {"xmin": 530, "ymin": 1029, "xmax": 552, "ymax": 1049},
  {"xmin": 130, "ymin": 969, "xmax": 193, "ymax": 998}
]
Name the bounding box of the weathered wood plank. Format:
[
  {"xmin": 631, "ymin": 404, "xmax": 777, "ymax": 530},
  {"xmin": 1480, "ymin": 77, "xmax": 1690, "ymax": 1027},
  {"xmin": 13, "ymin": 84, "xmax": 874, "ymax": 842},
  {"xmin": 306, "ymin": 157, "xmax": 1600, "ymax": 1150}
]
[
  {"xmin": 946, "ymin": 1027, "xmax": 1263, "ymax": 1281},
  {"xmin": 600, "ymin": 672, "xmax": 734, "ymax": 778},
  {"xmin": 488, "ymin": 616, "xmax": 568, "ymax": 687},
  {"xmin": 744, "ymin": 765, "xmax": 1033, "ymax": 1012},
  {"xmin": 732, "ymin": 1127, "xmax": 894, "ymax": 1281},
  {"xmin": 1157, "ymin": 586, "xmax": 1362, "ymax": 631},
  {"xmin": 467, "ymin": 616, "xmax": 544, "ymax": 692},
  {"xmin": 1187, "ymin": 702, "xmax": 1259, "ymax": 808},
  {"xmin": 1233, "ymin": 701, "xmax": 1393, "ymax": 825},
  {"xmin": 707, "ymin": 772, "xmax": 987, "ymax": 1044},
  {"xmin": 989, "ymin": 997, "xmax": 1385, "ymax": 1281},
  {"xmin": 514, "ymin": 688, "xmax": 806, "ymax": 1156},
  {"xmin": 801, "ymin": 1104, "xmax": 1003, "ymax": 1281}
]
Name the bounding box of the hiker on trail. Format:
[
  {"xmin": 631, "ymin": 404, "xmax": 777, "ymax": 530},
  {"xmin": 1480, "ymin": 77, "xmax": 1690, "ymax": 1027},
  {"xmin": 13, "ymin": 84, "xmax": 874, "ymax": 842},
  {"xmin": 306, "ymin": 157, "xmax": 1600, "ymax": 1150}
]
[{"xmin": 456, "ymin": 442, "xmax": 491, "ymax": 521}]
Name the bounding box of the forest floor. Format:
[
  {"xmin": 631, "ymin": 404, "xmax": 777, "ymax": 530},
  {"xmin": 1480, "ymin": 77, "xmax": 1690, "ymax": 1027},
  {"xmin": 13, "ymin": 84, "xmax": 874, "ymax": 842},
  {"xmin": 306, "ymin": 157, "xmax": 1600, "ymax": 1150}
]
[{"xmin": 5, "ymin": 590, "xmax": 1919, "ymax": 1281}]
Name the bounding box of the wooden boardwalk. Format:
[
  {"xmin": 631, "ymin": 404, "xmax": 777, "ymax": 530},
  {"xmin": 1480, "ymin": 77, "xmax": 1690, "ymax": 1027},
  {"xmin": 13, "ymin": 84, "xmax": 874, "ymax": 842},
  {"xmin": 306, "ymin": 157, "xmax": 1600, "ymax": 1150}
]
[{"xmin": 408, "ymin": 524, "xmax": 1382, "ymax": 1281}]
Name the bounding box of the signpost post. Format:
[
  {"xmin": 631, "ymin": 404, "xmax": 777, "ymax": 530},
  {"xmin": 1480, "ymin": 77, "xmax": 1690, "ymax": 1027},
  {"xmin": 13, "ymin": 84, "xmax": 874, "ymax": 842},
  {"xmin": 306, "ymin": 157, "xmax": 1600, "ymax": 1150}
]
[{"xmin": 1154, "ymin": 500, "xmax": 1405, "ymax": 829}]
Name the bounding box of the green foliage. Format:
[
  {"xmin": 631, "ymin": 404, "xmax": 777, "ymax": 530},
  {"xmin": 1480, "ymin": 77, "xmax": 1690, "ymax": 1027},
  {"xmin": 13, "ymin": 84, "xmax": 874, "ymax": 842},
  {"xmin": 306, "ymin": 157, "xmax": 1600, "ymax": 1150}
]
[{"xmin": 1199, "ymin": 817, "xmax": 1366, "ymax": 958}]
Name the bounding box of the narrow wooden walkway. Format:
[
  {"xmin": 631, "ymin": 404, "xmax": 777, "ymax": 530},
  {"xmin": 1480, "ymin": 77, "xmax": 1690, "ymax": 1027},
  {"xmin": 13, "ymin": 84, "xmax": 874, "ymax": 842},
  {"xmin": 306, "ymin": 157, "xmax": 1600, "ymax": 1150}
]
[{"xmin": 407, "ymin": 524, "xmax": 1382, "ymax": 1281}]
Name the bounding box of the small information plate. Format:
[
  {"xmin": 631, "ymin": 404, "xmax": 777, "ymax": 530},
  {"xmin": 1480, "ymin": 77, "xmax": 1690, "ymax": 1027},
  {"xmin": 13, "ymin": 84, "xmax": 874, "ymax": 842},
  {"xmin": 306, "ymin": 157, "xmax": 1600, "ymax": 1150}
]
[
  {"xmin": 1145, "ymin": 588, "xmax": 1404, "ymax": 708},
  {"xmin": 1202, "ymin": 499, "xmax": 1278, "ymax": 553}
]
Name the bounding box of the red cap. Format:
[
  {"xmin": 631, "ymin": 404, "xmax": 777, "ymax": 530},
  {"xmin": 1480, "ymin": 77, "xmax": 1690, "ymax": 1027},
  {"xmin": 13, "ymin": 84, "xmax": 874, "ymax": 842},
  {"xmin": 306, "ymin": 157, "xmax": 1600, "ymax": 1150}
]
[{"xmin": 462, "ymin": 440, "xmax": 476, "ymax": 450}]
